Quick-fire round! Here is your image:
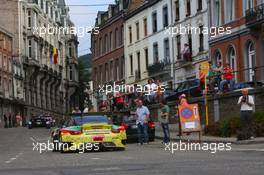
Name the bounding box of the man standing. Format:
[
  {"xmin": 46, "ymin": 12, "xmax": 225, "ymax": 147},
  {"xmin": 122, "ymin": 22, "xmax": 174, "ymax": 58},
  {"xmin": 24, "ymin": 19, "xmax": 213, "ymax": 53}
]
[
  {"xmin": 136, "ymin": 99, "xmax": 150, "ymax": 145},
  {"xmin": 237, "ymin": 89, "xmax": 255, "ymax": 140},
  {"xmin": 159, "ymin": 100, "xmax": 170, "ymax": 144}
]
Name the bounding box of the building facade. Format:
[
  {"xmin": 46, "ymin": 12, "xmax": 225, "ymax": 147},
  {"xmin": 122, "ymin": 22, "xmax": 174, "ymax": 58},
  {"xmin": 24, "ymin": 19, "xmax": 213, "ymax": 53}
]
[
  {"xmin": 124, "ymin": 0, "xmax": 174, "ymax": 87},
  {"xmin": 170, "ymin": 0, "xmax": 209, "ymax": 87},
  {"xmin": 0, "ymin": 26, "xmax": 14, "ymax": 118},
  {"xmin": 91, "ymin": 1, "xmax": 128, "ymax": 106},
  {"xmin": 0, "ymin": 0, "xmax": 79, "ymax": 120},
  {"xmin": 209, "ymin": 0, "xmax": 264, "ymax": 83}
]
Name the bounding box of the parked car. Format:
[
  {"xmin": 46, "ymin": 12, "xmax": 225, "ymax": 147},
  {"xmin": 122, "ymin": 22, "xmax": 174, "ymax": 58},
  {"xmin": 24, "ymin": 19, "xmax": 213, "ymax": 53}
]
[
  {"xmin": 119, "ymin": 112, "xmax": 155, "ymax": 142},
  {"xmin": 165, "ymin": 79, "xmax": 202, "ymax": 101}
]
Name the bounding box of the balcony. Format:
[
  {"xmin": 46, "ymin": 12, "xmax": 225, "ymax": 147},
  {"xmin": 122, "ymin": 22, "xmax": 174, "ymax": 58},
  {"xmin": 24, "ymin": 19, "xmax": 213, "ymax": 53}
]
[
  {"xmin": 246, "ymin": 3, "xmax": 264, "ymax": 27},
  {"xmin": 147, "ymin": 59, "xmax": 171, "ymax": 77}
]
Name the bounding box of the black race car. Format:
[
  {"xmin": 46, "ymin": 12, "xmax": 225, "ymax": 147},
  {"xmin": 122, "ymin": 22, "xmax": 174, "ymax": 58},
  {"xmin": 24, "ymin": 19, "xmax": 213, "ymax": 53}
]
[
  {"xmin": 119, "ymin": 112, "xmax": 155, "ymax": 142},
  {"xmin": 28, "ymin": 116, "xmax": 52, "ymax": 129}
]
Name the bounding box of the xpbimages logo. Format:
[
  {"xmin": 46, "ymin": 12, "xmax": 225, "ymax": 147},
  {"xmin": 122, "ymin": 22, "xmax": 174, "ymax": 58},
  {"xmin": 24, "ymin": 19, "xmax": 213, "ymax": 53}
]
[
  {"xmin": 164, "ymin": 141, "xmax": 232, "ymax": 154},
  {"xmin": 98, "ymin": 82, "xmax": 166, "ymax": 95},
  {"xmin": 32, "ymin": 25, "xmax": 100, "ymax": 37}
]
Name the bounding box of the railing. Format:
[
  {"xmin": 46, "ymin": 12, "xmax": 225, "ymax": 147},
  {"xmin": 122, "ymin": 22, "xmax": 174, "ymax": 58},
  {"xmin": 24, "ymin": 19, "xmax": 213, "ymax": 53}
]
[
  {"xmin": 245, "ymin": 3, "xmax": 264, "ymax": 25},
  {"xmin": 147, "ymin": 59, "xmax": 171, "ymax": 76}
]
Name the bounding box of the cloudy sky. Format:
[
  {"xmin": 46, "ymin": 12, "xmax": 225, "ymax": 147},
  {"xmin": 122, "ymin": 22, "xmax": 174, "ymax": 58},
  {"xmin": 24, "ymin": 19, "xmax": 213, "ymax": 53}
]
[{"xmin": 65, "ymin": 0, "xmax": 115, "ymax": 56}]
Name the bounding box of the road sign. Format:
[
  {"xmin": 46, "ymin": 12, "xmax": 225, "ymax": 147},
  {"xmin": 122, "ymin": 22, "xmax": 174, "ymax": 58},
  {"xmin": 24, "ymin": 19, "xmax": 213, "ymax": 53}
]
[{"xmin": 179, "ymin": 103, "xmax": 201, "ymax": 133}]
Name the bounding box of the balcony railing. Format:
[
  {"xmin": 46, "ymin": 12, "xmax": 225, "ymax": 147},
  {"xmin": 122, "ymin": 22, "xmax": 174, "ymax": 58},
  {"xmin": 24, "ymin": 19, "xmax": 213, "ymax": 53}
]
[
  {"xmin": 147, "ymin": 59, "xmax": 171, "ymax": 76},
  {"xmin": 246, "ymin": 3, "xmax": 264, "ymax": 26}
]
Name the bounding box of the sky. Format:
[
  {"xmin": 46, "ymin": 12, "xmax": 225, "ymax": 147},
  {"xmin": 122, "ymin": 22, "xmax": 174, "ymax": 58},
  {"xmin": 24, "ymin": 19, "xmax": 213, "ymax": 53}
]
[{"xmin": 66, "ymin": 0, "xmax": 116, "ymax": 57}]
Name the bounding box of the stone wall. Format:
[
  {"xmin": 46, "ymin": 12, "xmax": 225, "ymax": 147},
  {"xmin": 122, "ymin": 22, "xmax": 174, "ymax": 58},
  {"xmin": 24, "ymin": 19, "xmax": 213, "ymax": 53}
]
[{"xmin": 148, "ymin": 88, "xmax": 264, "ymax": 125}]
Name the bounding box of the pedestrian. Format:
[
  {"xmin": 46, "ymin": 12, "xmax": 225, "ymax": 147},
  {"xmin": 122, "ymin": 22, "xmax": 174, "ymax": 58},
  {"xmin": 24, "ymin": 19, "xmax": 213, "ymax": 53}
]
[
  {"xmin": 182, "ymin": 43, "xmax": 192, "ymax": 62},
  {"xmin": 115, "ymin": 92, "xmax": 125, "ymax": 111},
  {"xmin": 219, "ymin": 64, "xmax": 235, "ymax": 94},
  {"xmin": 4, "ymin": 114, "xmax": 8, "ymax": 128},
  {"xmin": 8, "ymin": 113, "xmax": 12, "ymax": 128},
  {"xmin": 156, "ymin": 79, "xmax": 163, "ymax": 103},
  {"xmin": 135, "ymin": 99, "xmax": 150, "ymax": 145},
  {"xmin": 83, "ymin": 106, "xmax": 89, "ymax": 113},
  {"xmin": 159, "ymin": 100, "xmax": 170, "ymax": 144},
  {"xmin": 237, "ymin": 88, "xmax": 255, "ymax": 140}
]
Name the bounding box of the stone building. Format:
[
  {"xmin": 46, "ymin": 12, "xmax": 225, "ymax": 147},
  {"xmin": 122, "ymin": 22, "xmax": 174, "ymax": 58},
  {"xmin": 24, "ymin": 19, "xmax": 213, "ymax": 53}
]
[
  {"xmin": 209, "ymin": 0, "xmax": 264, "ymax": 83},
  {"xmin": 91, "ymin": 0, "xmax": 129, "ymax": 107},
  {"xmin": 0, "ymin": 26, "xmax": 14, "ymax": 119},
  {"xmin": 0, "ymin": 0, "xmax": 79, "ymax": 120}
]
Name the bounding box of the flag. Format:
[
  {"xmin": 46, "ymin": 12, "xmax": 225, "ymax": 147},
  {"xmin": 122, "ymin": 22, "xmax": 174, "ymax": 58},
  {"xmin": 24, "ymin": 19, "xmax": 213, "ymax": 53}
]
[{"xmin": 53, "ymin": 47, "xmax": 58, "ymax": 65}]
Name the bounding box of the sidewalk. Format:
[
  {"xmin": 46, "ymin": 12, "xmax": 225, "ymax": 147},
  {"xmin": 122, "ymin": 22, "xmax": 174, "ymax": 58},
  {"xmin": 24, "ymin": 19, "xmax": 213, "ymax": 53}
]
[{"xmin": 155, "ymin": 123, "xmax": 264, "ymax": 144}]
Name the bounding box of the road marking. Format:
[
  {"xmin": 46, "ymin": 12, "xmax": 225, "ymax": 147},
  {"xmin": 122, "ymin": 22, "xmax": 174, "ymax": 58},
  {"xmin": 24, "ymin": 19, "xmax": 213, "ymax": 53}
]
[
  {"xmin": 234, "ymin": 148, "xmax": 264, "ymax": 152},
  {"xmin": 5, "ymin": 152, "xmax": 23, "ymax": 164},
  {"xmin": 91, "ymin": 157, "xmax": 101, "ymax": 160},
  {"xmin": 92, "ymin": 167, "xmax": 120, "ymax": 171}
]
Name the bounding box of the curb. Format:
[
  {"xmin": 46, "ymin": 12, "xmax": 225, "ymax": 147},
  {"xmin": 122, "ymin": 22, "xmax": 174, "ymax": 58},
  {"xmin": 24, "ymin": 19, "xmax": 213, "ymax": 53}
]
[{"xmin": 155, "ymin": 136, "xmax": 264, "ymax": 145}]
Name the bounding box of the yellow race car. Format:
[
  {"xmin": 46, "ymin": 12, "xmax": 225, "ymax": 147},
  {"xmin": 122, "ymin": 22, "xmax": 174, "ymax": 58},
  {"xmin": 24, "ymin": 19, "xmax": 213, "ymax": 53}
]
[{"xmin": 53, "ymin": 115, "xmax": 127, "ymax": 153}]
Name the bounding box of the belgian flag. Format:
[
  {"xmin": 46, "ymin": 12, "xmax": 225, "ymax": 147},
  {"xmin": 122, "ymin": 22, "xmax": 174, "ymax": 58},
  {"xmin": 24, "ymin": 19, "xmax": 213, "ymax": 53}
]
[{"xmin": 53, "ymin": 47, "xmax": 58, "ymax": 65}]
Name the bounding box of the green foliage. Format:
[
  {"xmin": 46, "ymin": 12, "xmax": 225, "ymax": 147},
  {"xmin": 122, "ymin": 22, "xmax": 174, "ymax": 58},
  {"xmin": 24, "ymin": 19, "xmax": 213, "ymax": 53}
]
[{"xmin": 205, "ymin": 112, "xmax": 264, "ymax": 137}]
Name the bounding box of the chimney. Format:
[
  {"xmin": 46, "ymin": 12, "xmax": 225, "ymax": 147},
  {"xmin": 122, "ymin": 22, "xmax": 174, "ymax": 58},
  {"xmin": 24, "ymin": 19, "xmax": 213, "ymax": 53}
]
[
  {"xmin": 108, "ymin": 5, "xmax": 112, "ymax": 18},
  {"xmin": 119, "ymin": 0, "xmax": 124, "ymax": 11}
]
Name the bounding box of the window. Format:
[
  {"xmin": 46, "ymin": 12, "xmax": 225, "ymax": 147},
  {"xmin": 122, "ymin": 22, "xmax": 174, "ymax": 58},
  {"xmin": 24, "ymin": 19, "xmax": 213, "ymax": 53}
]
[
  {"xmin": 199, "ymin": 25, "xmax": 204, "ymax": 52},
  {"xmin": 28, "ymin": 39, "xmax": 32, "ymax": 58},
  {"xmin": 121, "ymin": 56, "xmax": 124, "ymax": 79},
  {"xmin": 40, "ymin": 0, "xmax": 44, "ymax": 9},
  {"xmin": 120, "ymin": 26, "xmax": 124, "ymax": 46},
  {"xmin": 105, "ymin": 63, "xmax": 108, "ymax": 82},
  {"xmin": 246, "ymin": 41, "xmax": 256, "ymax": 82},
  {"xmin": 153, "ymin": 43, "xmax": 159, "ymax": 63},
  {"xmin": 225, "ymin": 0, "xmax": 234, "ymax": 23},
  {"xmin": 115, "ymin": 28, "xmax": 118, "ymax": 48},
  {"xmin": 163, "ymin": 6, "xmax": 169, "ymax": 28},
  {"xmin": 145, "ymin": 48, "xmax": 149, "ymax": 70},
  {"xmin": 143, "ymin": 18, "xmax": 148, "ymax": 37},
  {"xmin": 109, "ymin": 31, "xmax": 112, "ymax": 51},
  {"xmin": 28, "ymin": 11, "xmax": 31, "ymax": 28},
  {"xmin": 227, "ymin": 47, "xmax": 236, "ymax": 72},
  {"xmin": 136, "ymin": 22, "xmax": 140, "ymax": 40},
  {"xmin": 8, "ymin": 58, "xmax": 11, "ymax": 73},
  {"xmin": 128, "ymin": 26, "xmax": 132, "ymax": 44},
  {"xmin": 243, "ymin": 0, "xmax": 254, "ymax": 15},
  {"xmin": 110, "ymin": 61, "xmax": 114, "ymax": 81},
  {"xmin": 69, "ymin": 66, "xmax": 73, "ymax": 81},
  {"xmin": 69, "ymin": 44, "xmax": 72, "ymax": 57},
  {"xmin": 164, "ymin": 39, "xmax": 170, "ymax": 63},
  {"xmin": 186, "ymin": 0, "xmax": 191, "ymax": 17},
  {"xmin": 213, "ymin": 0, "xmax": 221, "ymax": 26},
  {"xmin": 104, "ymin": 34, "xmax": 108, "ymax": 53},
  {"xmin": 197, "ymin": 0, "xmax": 203, "ymax": 11},
  {"xmin": 93, "ymin": 40, "xmax": 97, "ymax": 57},
  {"xmin": 175, "ymin": 0, "xmax": 180, "ymax": 21},
  {"xmin": 214, "ymin": 50, "xmax": 222, "ymax": 65},
  {"xmin": 99, "ymin": 37, "xmax": 102, "ymax": 55},
  {"xmin": 130, "ymin": 55, "xmax": 133, "ymax": 75},
  {"xmin": 176, "ymin": 35, "xmax": 181, "ymax": 60},
  {"xmin": 188, "ymin": 32, "xmax": 193, "ymax": 53},
  {"xmin": 46, "ymin": 1, "xmax": 49, "ymax": 14},
  {"xmin": 152, "ymin": 12, "xmax": 157, "ymax": 33},
  {"xmin": 99, "ymin": 65, "xmax": 103, "ymax": 85},
  {"xmin": 137, "ymin": 52, "xmax": 141, "ymax": 73},
  {"xmin": 116, "ymin": 59, "xmax": 119, "ymax": 80}
]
